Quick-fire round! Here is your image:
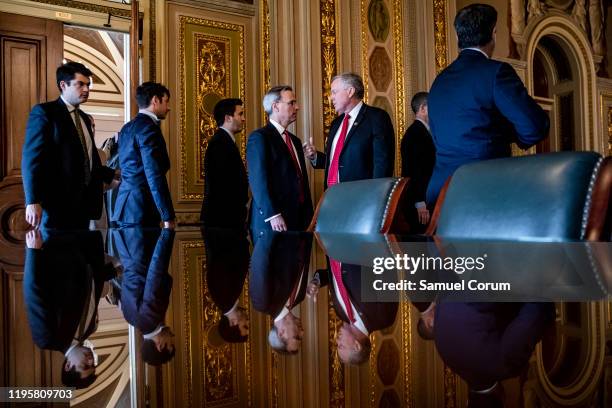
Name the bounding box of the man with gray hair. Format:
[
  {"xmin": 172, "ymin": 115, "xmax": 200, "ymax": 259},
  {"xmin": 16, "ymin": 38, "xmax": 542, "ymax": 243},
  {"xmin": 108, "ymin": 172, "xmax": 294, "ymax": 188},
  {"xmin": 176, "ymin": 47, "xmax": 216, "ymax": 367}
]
[
  {"xmin": 303, "ymin": 72, "xmax": 395, "ymax": 189},
  {"xmin": 246, "ymin": 86, "xmax": 313, "ymax": 242}
]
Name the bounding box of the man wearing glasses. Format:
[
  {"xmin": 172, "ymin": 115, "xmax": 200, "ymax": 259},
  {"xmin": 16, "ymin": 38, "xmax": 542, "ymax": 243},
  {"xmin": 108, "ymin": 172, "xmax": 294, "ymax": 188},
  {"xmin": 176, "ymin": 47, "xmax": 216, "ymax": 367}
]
[
  {"xmin": 22, "ymin": 62, "xmax": 118, "ymax": 229},
  {"xmin": 246, "ymin": 85, "xmax": 313, "ymax": 241}
]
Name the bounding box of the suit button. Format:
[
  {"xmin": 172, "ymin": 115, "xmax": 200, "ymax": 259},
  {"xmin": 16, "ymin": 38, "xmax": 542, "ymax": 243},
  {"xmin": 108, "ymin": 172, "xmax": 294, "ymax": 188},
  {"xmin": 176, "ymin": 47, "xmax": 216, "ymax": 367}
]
[{"xmin": 259, "ymin": 210, "xmax": 263, "ymax": 215}]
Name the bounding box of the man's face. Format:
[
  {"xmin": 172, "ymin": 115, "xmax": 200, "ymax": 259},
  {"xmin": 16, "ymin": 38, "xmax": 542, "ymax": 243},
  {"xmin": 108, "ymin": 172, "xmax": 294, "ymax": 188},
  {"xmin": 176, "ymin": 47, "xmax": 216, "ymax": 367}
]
[
  {"xmin": 152, "ymin": 94, "xmax": 171, "ymax": 119},
  {"xmin": 229, "ymin": 308, "xmax": 250, "ymax": 337},
  {"xmin": 60, "ymin": 73, "xmax": 90, "ymax": 106},
  {"xmin": 226, "ymin": 104, "xmax": 246, "ymax": 133},
  {"xmin": 153, "ymin": 328, "xmax": 175, "ymax": 353},
  {"xmin": 65, "ymin": 345, "xmax": 96, "ymax": 378},
  {"xmin": 336, "ymin": 323, "xmax": 358, "ymax": 362},
  {"xmin": 273, "ymin": 90, "xmax": 299, "ymax": 125},
  {"xmin": 330, "ymin": 78, "xmax": 354, "ymax": 114},
  {"xmin": 278, "ymin": 313, "xmax": 303, "ymax": 352}
]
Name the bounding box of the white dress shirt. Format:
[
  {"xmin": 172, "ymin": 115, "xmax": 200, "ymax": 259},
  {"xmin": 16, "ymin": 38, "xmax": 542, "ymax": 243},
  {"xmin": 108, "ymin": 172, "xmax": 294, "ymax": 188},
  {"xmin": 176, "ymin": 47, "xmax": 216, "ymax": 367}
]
[
  {"xmin": 139, "ymin": 108, "xmax": 160, "ymax": 124},
  {"xmin": 328, "ymin": 101, "xmax": 363, "ymax": 183},
  {"xmin": 331, "ymin": 273, "xmax": 369, "ymax": 336}
]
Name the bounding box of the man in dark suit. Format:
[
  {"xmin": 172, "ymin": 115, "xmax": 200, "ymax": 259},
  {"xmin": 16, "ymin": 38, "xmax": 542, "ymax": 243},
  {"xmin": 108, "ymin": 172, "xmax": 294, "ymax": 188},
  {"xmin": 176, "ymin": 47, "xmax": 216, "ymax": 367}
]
[
  {"xmin": 200, "ymin": 98, "xmax": 249, "ymax": 229},
  {"xmin": 22, "ymin": 62, "xmax": 118, "ymax": 229},
  {"xmin": 112, "ymin": 82, "xmax": 176, "ymax": 228},
  {"xmin": 435, "ymin": 302, "xmax": 555, "ymax": 407},
  {"xmin": 426, "ymin": 4, "xmax": 549, "ymax": 205},
  {"xmin": 308, "ymin": 263, "xmax": 398, "ymax": 365},
  {"xmin": 24, "ymin": 229, "xmax": 117, "ymax": 388},
  {"xmin": 246, "ymin": 86, "xmax": 313, "ymax": 240},
  {"xmin": 303, "ymin": 72, "xmax": 395, "ymax": 189},
  {"xmin": 202, "ymin": 227, "xmax": 250, "ymax": 343},
  {"xmin": 250, "ymin": 231, "xmax": 312, "ymax": 354},
  {"xmin": 400, "ymin": 92, "xmax": 435, "ymax": 232}
]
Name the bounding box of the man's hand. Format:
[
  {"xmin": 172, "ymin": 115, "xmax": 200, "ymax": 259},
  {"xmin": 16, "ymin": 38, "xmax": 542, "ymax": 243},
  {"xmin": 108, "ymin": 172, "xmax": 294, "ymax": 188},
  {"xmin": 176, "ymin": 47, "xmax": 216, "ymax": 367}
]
[
  {"xmin": 104, "ymin": 178, "xmax": 121, "ymax": 191},
  {"xmin": 306, "ymin": 278, "xmax": 320, "ymax": 302},
  {"xmin": 163, "ymin": 220, "xmax": 176, "ymax": 229},
  {"xmin": 269, "ymin": 215, "xmax": 287, "ymax": 232},
  {"xmin": 302, "ymin": 137, "xmax": 317, "ymax": 160},
  {"xmin": 25, "ymin": 204, "xmax": 42, "ymax": 228},
  {"xmin": 26, "ymin": 229, "xmax": 43, "ymax": 249},
  {"xmin": 417, "ymin": 207, "xmax": 430, "ymax": 225}
]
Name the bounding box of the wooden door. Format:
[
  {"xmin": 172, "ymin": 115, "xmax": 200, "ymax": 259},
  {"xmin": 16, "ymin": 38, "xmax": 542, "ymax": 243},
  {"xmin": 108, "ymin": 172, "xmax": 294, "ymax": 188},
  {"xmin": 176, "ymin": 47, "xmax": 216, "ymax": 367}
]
[{"xmin": 0, "ymin": 11, "xmax": 63, "ymax": 388}]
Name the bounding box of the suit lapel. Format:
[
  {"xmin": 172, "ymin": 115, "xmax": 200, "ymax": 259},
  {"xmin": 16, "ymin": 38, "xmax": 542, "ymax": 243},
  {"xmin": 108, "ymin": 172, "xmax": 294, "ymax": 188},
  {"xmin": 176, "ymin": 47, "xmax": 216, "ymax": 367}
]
[{"xmin": 341, "ymin": 103, "xmax": 367, "ymax": 152}]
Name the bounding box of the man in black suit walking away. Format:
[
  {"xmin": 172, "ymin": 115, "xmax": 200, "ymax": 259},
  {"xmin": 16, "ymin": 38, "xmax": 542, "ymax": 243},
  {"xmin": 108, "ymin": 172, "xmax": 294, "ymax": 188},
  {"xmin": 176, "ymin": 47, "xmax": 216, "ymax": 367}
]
[
  {"xmin": 200, "ymin": 98, "xmax": 249, "ymax": 229},
  {"xmin": 246, "ymin": 86, "xmax": 313, "ymax": 241},
  {"xmin": 400, "ymin": 92, "xmax": 435, "ymax": 233},
  {"xmin": 22, "ymin": 62, "xmax": 118, "ymax": 229},
  {"xmin": 303, "ymin": 72, "xmax": 395, "ymax": 189},
  {"xmin": 112, "ymin": 82, "xmax": 175, "ymax": 228}
]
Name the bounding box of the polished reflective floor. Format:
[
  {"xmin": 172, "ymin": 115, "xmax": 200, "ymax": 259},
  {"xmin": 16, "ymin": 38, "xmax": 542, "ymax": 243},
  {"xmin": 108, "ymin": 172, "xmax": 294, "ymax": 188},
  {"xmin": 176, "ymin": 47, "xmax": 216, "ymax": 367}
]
[{"xmin": 2, "ymin": 227, "xmax": 611, "ymax": 407}]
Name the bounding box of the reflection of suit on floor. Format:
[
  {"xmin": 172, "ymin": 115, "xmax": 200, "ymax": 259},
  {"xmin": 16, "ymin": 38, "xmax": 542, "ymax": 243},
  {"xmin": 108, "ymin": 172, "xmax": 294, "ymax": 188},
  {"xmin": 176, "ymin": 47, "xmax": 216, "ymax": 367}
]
[
  {"xmin": 427, "ymin": 49, "xmax": 549, "ymax": 205},
  {"xmin": 249, "ymin": 232, "xmax": 312, "ymax": 317},
  {"xmin": 311, "ymin": 103, "xmax": 395, "ymax": 190},
  {"xmin": 434, "ymin": 302, "xmax": 555, "ymax": 390},
  {"xmin": 112, "ymin": 113, "xmax": 175, "ymax": 226},
  {"xmin": 200, "ymin": 129, "xmax": 249, "ymax": 229},
  {"xmin": 22, "ymin": 98, "xmax": 116, "ymax": 228},
  {"xmin": 113, "ymin": 228, "xmax": 175, "ymax": 334},
  {"xmin": 247, "ymin": 124, "xmax": 313, "ymax": 240},
  {"xmin": 400, "ymin": 119, "xmax": 435, "ymax": 233},
  {"xmin": 202, "ymin": 227, "xmax": 250, "ymax": 313},
  {"xmin": 24, "ymin": 230, "xmax": 116, "ymax": 352},
  {"xmin": 316, "ymin": 263, "xmax": 398, "ymax": 332}
]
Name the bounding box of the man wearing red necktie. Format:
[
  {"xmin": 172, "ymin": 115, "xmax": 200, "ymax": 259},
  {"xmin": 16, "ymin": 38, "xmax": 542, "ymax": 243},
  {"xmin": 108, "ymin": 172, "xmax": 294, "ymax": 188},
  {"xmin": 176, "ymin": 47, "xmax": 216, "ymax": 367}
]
[{"xmin": 246, "ymin": 86, "xmax": 314, "ymax": 241}]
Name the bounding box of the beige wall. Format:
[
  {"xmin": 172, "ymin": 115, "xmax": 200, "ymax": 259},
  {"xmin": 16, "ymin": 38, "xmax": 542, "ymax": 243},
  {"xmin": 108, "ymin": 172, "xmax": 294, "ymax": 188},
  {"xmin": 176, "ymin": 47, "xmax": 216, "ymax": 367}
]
[{"xmin": 455, "ymin": 0, "xmax": 510, "ymax": 59}]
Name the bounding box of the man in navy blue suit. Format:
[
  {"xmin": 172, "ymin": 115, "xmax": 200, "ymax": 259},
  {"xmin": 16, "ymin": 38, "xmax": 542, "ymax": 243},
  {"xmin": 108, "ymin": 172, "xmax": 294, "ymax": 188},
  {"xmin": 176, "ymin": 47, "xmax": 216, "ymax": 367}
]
[
  {"xmin": 246, "ymin": 86, "xmax": 313, "ymax": 240},
  {"xmin": 200, "ymin": 98, "xmax": 249, "ymax": 229},
  {"xmin": 22, "ymin": 62, "xmax": 118, "ymax": 229},
  {"xmin": 303, "ymin": 72, "xmax": 395, "ymax": 189},
  {"xmin": 112, "ymin": 82, "xmax": 176, "ymax": 228},
  {"xmin": 426, "ymin": 4, "xmax": 549, "ymax": 205}
]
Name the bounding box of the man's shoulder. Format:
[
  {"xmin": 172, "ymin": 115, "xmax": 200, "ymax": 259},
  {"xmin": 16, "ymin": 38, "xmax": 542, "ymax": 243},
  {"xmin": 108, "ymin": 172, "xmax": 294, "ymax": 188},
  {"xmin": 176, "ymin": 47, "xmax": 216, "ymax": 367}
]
[
  {"xmin": 31, "ymin": 99, "xmax": 63, "ymax": 115},
  {"xmin": 362, "ymin": 103, "xmax": 389, "ymax": 119}
]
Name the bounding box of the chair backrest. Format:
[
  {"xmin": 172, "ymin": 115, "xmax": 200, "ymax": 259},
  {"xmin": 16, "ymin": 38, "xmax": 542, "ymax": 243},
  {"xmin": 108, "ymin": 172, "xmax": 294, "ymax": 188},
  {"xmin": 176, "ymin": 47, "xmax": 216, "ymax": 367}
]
[
  {"xmin": 434, "ymin": 152, "xmax": 610, "ymax": 241},
  {"xmin": 312, "ymin": 178, "xmax": 408, "ymax": 234}
]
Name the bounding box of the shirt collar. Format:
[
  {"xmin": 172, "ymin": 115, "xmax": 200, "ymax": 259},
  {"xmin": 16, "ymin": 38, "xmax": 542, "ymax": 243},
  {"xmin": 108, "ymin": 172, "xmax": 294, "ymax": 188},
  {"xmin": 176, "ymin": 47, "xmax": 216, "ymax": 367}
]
[
  {"xmin": 345, "ymin": 101, "xmax": 364, "ymax": 120},
  {"xmin": 269, "ymin": 119, "xmax": 286, "ymax": 136},
  {"xmin": 143, "ymin": 324, "xmax": 166, "ymax": 339},
  {"xmin": 139, "ymin": 109, "xmax": 160, "ymax": 124},
  {"xmin": 416, "ymin": 117, "xmax": 430, "ymax": 132},
  {"xmin": 60, "ymin": 95, "xmax": 78, "ymax": 112},
  {"xmin": 220, "ymin": 126, "xmax": 235, "ymax": 142},
  {"xmin": 463, "ymin": 47, "xmax": 490, "ymax": 59}
]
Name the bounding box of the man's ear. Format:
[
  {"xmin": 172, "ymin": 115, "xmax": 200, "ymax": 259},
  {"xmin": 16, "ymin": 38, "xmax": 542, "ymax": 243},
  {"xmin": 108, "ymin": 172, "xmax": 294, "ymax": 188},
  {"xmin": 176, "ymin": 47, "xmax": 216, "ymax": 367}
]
[
  {"xmin": 59, "ymin": 81, "xmax": 67, "ymax": 91},
  {"xmin": 64, "ymin": 360, "xmax": 73, "ymax": 371},
  {"xmin": 353, "ymin": 338, "xmax": 362, "ymax": 352}
]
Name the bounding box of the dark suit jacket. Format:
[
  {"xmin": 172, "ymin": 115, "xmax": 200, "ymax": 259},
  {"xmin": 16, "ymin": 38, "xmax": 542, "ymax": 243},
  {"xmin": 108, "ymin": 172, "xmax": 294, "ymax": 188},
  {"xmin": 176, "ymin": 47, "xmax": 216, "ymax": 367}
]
[
  {"xmin": 24, "ymin": 230, "xmax": 115, "ymax": 353},
  {"xmin": 246, "ymin": 123, "xmax": 313, "ymax": 240},
  {"xmin": 317, "ymin": 263, "xmax": 398, "ymax": 332},
  {"xmin": 202, "ymin": 227, "xmax": 250, "ymax": 313},
  {"xmin": 113, "ymin": 228, "xmax": 174, "ymax": 334},
  {"xmin": 249, "ymin": 232, "xmax": 312, "ymax": 318},
  {"xmin": 200, "ymin": 128, "xmax": 249, "ymax": 229},
  {"xmin": 434, "ymin": 302, "xmax": 555, "ymax": 390},
  {"xmin": 401, "ymin": 120, "xmax": 436, "ymax": 233},
  {"xmin": 427, "ymin": 49, "xmax": 550, "ymax": 204},
  {"xmin": 312, "ymin": 103, "xmax": 395, "ymax": 190},
  {"xmin": 112, "ymin": 113, "xmax": 175, "ymax": 226},
  {"xmin": 22, "ymin": 98, "xmax": 115, "ymax": 228}
]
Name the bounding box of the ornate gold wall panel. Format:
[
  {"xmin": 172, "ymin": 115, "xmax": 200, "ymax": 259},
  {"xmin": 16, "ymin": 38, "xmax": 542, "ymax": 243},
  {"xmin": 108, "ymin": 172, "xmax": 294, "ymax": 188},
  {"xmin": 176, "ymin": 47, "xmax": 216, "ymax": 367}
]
[
  {"xmin": 178, "ymin": 16, "xmax": 245, "ymax": 201},
  {"xmin": 260, "ymin": 0, "xmax": 270, "ymax": 123},
  {"xmin": 433, "ymin": 0, "xmax": 448, "ymax": 74},
  {"xmin": 391, "ymin": 0, "xmax": 406, "ymax": 176},
  {"xmin": 328, "ymin": 304, "xmax": 345, "ymax": 408},
  {"xmin": 320, "ymin": 0, "xmax": 339, "ymax": 138}
]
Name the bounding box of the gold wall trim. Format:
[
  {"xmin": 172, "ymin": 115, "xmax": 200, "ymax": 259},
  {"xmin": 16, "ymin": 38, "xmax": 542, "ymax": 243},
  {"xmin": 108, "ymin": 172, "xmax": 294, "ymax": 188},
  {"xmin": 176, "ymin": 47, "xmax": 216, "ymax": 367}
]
[
  {"xmin": 444, "ymin": 365, "xmax": 457, "ymax": 408},
  {"xmin": 608, "ymin": 106, "xmax": 612, "ymax": 155},
  {"xmin": 328, "ymin": 304, "xmax": 345, "ymax": 407},
  {"xmin": 149, "ymin": 0, "xmax": 156, "ymax": 81},
  {"xmin": 392, "ymin": 0, "xmax": 406, "ymax": 176},
  {"xmin": 181, "ymin": 241, "xmax": 201, "ymax": 407},
  {"xmin": 178, "ymin": 15, "xmax": 246, "ymax": 200},
  {"xmin": 320, "ymin": 0, "xmax": 338, "ymax": 138},
  {"xmin": 360, "ymin": 0, "xmax": 370, "ymax": 102},
  {"xmin": 260, "ymin": 0, "xmax": 270, "ymax": 123},
  {"xmin": 27, "ymin": 0, "xmax": 131, "ymax": 17},
  {"xmin": 401, "ymin": 299, "xmax": 412, "ymax": 405},
  {"xmin": 433, "ymin": 0, "xmax": 448, "ymax": 74}
]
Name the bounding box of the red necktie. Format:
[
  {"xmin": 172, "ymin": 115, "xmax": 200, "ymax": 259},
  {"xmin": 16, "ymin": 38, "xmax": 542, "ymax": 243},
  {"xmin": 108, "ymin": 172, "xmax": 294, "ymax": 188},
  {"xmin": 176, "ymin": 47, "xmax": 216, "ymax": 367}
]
[
  {"xmin": 283, "ymin": 131, "xmax": 304, "ymax": 203},
  {"xmin": 327, "ymin": 114, "xmax": 351, "ymax": 187},
  {"xmin": 330, "ymin": 259, "xmax": 355, "ymax": 323}
]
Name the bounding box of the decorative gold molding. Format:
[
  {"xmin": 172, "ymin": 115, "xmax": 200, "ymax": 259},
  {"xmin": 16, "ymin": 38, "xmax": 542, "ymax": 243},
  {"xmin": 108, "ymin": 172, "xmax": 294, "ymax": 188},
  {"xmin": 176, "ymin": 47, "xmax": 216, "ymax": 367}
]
[
  {"xmin": 369, "ymin": 332, "xmax": 377, "ymax": 406},
  {"xmin": 260, "ymin": 0, "xmax": 271, "ymax": 124},
  {"xmin": 392, "ymin": 0, "xmax": 406, "ymax": 176},
  {"xmin": 178, "ymin": 15, "xmax": 246, "ymax": 200},
  {"xmin": 320, "ymin": 0, "xmax": 338, "ymax": 138},
  {"xmin": 27, "ymin": 0, "xmax": 132, "ymax": 17},
  {"xmin": 328, "ymin": 303, "xmax": 345, "ymax": 408},
  {"xmin": 401, "ymin": 299, "xmax": 412, "ymax": 405},
  {"xmin": 608, "ymin": 106, "xmax": 612, "ymax": 155},
  {"xmin": 149, "ymin": 0, "xmax": 156, "ymax": 81},
  {"xmin": 444, "ymin": 364, "xmax": 457, "ymax": 408},
  {"xmin": 433, "ymin": 0, "xmax": 448, "ymax": 74},
  {"xmin": 360, "ymin": 0, "xmax": 370, "ymax": 102},
  {"xmin": 181, "ymin": 241, "xmax": 201, "ymax": 407}
]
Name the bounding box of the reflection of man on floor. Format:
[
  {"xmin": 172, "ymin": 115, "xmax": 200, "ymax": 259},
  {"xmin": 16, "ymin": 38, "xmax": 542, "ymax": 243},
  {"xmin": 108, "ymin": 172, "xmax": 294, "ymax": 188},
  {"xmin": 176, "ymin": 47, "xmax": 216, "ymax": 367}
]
[{"xmin": 308, "ymin": 264, "xmax": 398, "ymax": 364}]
